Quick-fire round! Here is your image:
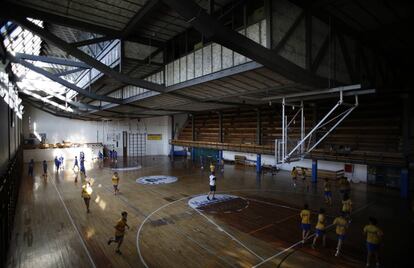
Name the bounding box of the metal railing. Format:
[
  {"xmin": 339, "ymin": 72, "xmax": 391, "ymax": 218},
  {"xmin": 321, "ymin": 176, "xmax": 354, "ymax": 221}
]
[{"xmin": 0, "ymin": 146, "xmax": 23, "ymax": 267}]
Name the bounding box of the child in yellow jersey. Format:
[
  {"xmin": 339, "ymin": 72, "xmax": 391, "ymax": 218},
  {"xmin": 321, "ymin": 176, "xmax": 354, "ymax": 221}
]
[
  {"xmin": 300, "ymin": 204, "xmax": 311, "ymax": 243},
  {"xmin": 339, "ymin": 176, "xmax": 351, "ymax": 197},
  {"xmin": 107, "ymin": 211, "xmax": 130, "ymax": 254},
  {"xmin": 324, "ymin": 178, "xmax": 332, "ymax": 205},
  {"xmin": 81, "ymin": 182, "xmax": 92, "ymax": 213},
  {"xmin": 333, "ymin": 211, "xmax": 348, "ymax": 256},
  {"xmin": 342, "ymin": 193, "xmax": 353, "ymax": 222},
  {"xmin": 291, "ymin": 167, "xmax": 298, "ymax": 187},
  {"xmin": 301, "ymin": 167, "xmax": 309, "ymax": 192},
  {"xmin": 364, "ymin": 217, "xmax": 383, "ymax": 267},
  {"xmin": 112, "ymin": 172, "xmax": 120, "ymax": 195},
  {"xmin": 210, "ymin": 162, "xmax": 215, "ymax": 173},
  {"xmin": 312, "ymin": 208, "xmax": 326, "ymax": 248}
]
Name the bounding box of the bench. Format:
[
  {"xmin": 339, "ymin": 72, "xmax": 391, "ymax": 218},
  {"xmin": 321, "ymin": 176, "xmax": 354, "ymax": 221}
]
[
  {"xmin": 262, "ymin": 164, "xmax": 279, "ymax": 176},
  {"xmin": 234, "ymin": 155, "xmax": 247, "ymax": 165},
  {"xmin": 296, "ymin": 166, "xmax": 344, "ymax": 180}
]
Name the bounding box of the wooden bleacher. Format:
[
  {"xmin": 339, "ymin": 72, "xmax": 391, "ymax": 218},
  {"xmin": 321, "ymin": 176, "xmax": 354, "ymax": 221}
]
[{"xmin": 174, "ymin": 96, "xmax": 406, "ymax": 167}]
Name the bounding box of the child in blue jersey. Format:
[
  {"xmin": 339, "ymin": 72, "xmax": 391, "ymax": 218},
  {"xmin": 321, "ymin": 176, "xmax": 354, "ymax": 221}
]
[
  {"xmin": 73, "ymin": 156, "xmax": 79, "ymax": 170},
  {"xmin": 42, "ymin": 160, "xmax": 48, "ymax": 177},
  {"xmin": 28, "ymin": 159, "xmax": 34, "ymax": 177}
]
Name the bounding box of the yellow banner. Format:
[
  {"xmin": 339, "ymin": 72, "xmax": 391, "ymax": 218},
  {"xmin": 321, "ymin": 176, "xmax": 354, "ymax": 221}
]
[{"xmin": 147, "ymin": 134, "xmax": 162, "ymax": 140}]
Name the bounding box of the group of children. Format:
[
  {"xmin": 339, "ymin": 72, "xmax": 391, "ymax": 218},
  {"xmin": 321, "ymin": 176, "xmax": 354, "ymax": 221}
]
[
  {"xmin": 27, "ymin": 154, "xmax": 128, "ymax": 255},
  {"xmin": 299, "ymin": 180, "xmax": 383, "ymax": 267},
  {"xmin": 54, "ymin": 156, "xmax": 65, "ymax": 171},
  {"xmin": 78, "ymin": 164, "xmax": 125, "ymax": 254}
]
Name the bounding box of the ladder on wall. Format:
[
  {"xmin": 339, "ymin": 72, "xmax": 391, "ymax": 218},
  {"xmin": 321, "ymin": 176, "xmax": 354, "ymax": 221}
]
[{"xmin": 128, "ymin": 133, "xmax": 146, "ymax": 160}]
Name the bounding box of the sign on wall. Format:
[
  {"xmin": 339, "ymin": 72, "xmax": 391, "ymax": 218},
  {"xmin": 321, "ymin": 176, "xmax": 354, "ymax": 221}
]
[{"xmin": 147, "ymin": 134, "xmax": 162, "ymax": 140}]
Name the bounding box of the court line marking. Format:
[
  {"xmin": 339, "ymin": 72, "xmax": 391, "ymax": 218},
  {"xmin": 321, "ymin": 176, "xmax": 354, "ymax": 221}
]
[
  {"xmin": 49, "ymin": 172, "xmax": 97, "ymax": 268},
  {"xmin": 191, "ymin": 206, "xmax": 265, "ymax": 261},
  {"xmin": 136, "ymin": 196, "xmax": 189, "ymax": 268},
  {"xmin": 247, "ymin": 198, "xmax": 337, "ymax": 218},
  {"xmin": 174, "ymin": 227, "xmax": 239, "ymax": 268},
  {"xmin": 251, "ymin": 201, "xmax": 375, "ymax": 268},
  {"xmin": 136, "ymin": 188, "xmax": 375, "ymax": 267},
  {"xmin": 95, "ymin": 177, "xmax": 236, "ymax": 267},
  {"xmin": 249, "ymin": 223, "xmax": 274, "ymax": 235}
]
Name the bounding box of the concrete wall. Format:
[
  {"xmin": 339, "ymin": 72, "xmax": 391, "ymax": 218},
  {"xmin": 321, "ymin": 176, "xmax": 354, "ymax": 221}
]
[
  {"xmin": 23, "ymin": 104, "xmax": 184, "ymax": 157},
  {"xmin": 0, "ymin": 97, "xmax": 22, "ymax": 173},
  {"xmin": 271, "ymin": 0, "xmax": 351, "ymax": 84},
  {"xmin": 222, "ymin": 150, "xmax": 368, "ymax": 182}
]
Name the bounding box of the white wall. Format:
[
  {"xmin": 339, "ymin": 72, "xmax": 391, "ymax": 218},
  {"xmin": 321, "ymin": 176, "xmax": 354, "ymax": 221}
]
[
  {"xmin": 23, "ymin": 104, "xmax": 184, "ymax": 156},
  {"xmin": 222, "ymin": 150, "xmax": 368, "ymax": 182},
  {"xmin": 23, "ymin": 104, "xmax": 100, "ymax": 144}
]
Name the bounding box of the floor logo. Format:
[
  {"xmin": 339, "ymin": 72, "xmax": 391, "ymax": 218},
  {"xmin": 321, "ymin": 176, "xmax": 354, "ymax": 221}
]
[
  {"xmin": 136, "ymin": 175, "xmax": 178, "ymax": 185},
  {"xmin": 188, "ymin": 194, "xmax": 249, "ymax": 213}
]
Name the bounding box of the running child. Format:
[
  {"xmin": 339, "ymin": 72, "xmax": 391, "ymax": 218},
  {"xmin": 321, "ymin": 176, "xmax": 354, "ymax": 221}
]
[
  {"xmin": 300, "ymin": 204, "xmax": 311, "ymax": 243},
  {"xmin": 312, "ymin": 208, "xmax": 326, "ymax": 248},
  {"xmin": 207, "ymin": 171, "xmax": 216, "ymax": 200},
  {"xmin": 54, "ymin": 156, "xmax": 60, "ymax": 172},
  {"xmin": 112, "ymin": 172, "xmax": 120, "ymax": 195},
  {"xmin": 324, "ymin": 178, "xmax": 332, "ymax": 205},
  {"xmin": 363, "ymin": 217, "xmax": 383, "ymax": 267},
  {"xmin": 59, "ymin": 155, "xmax": 64, "ymax": 170},
  {"xmin": 73, "ymin": 156, "xmax": 79, "ymax": 170},
  {"xmin": 81, "ymin": 181, "xmax": 92, "ymax": 213},
  {"xmin": 107, "ymin": 211, "xmax": 130, "ymax": 254},
  {"xmin": 333, "ymin": 211, "xmax": 348, "ymax": 256},
  {"xmin": 291, "ymin": 167, "xmax": 298, "ymax": 187}
]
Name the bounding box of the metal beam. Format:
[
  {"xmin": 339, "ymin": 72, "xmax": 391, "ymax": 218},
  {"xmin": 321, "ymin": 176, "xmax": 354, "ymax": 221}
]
[
  {"xmin": 57, "ymin": 67, "xmax": 84, "ymax": 77},
  {"xmin": 16, "ymin": 18, "xmax": 166, "ymax": 92},
  {"xmin": 123, "ymin": 57, "xmax": 163, "ymax": 67},
  {"xmin": 262, "ymin": 84, "xmax": 363, "ymax": 101},
  {"xmin": 122, "ymin": 0, "xmax": 160, "ymax": 38},
  {"xmin": 10, "ymin": 55, "xmax": 124, "ymax": 104},
  {"xmin": 11, "ymin": 18, "xmax": 166, "ymax": 93},
  {"xmin": 72, "ymin": 36, "xmax": 116, "ymax": 47},
  {"xmin": 14, "ymin": 53, "xmax": 89, "ymax": 68},
  {"xmin": 163, "ymin": 0, "xmax": 329, "ymax": 89},
  {"xmin": 0, "ymin": 2, "xmax": 165, "ymax": 48}
]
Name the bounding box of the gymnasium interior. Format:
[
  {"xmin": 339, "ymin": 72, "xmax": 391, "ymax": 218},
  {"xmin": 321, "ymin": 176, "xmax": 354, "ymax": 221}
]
[{"xmin": 1, "ymin": 0, "xmax": 413, "ymax": 267}]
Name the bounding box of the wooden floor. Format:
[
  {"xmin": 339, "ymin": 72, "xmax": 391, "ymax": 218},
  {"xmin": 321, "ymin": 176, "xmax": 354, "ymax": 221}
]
[{"xmin": 6, "ymin": 156, "xmax": 413, "ymax": 268}]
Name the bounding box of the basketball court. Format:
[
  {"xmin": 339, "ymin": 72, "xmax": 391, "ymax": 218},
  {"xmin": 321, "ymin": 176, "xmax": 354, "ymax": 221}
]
[
  {"xmin": 5, "ymin": 156, "xmax": 410, "ymax": 267},
  {"xmin": 1, "ymin": 1, "xmax": 413, "ymax": 267}
]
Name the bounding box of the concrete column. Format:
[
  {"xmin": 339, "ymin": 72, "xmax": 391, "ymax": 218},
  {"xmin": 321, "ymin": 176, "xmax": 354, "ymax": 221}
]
[
  {"xmin": 170, "ymin": 115, "xmax": 175, "ymax": 160},
  {"xmin": 256, "ymin": 154, "xmax": 262, "ymax": 173},
  {"xmin": 312, "ymin": 159, "xmax": 318, "ymax": 183},
  {"xmin": 218, "ymin": 150, "xmax": 223, "ymax": 164},
  {"xmin": 400, "ymin": 168, "xmax": 409, "ymax": 199}
]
